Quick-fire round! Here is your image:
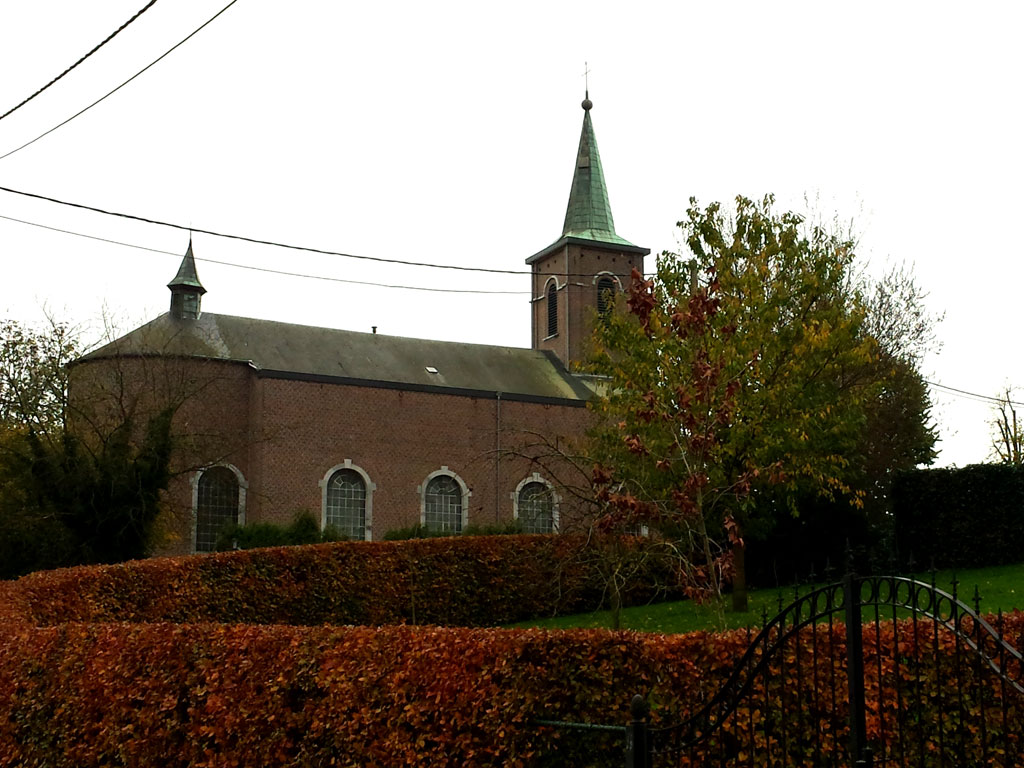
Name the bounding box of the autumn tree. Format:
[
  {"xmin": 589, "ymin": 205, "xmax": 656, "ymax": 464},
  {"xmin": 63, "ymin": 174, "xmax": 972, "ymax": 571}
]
[
  {"xmin": 0, "ymin": 317, "xmax": 79, "ymax": 437},
  {"xmin": 587, "ymin": 196, "xmax": 885, "ymax": 611}
]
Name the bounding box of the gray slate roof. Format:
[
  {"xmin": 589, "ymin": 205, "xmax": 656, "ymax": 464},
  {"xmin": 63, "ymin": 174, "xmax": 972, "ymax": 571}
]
[{"xmin": 77, "ymin": 313, "xmax": 593, "ymax": 403}]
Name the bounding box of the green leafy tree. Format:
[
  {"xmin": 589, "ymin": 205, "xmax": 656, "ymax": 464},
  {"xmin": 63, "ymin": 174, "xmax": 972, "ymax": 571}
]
[
  {"xmin": 745, "ymin": 265, "xmax": 940, "ymax": 583},
  {"xmin": 588, "ymin": 196, "xmax": 882, "ymax": 611}
]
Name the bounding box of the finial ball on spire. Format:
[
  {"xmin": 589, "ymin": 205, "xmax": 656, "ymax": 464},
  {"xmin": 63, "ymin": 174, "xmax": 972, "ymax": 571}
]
[{"xmin": 582, "ymin": 96, "xmax": 593, "ymax": 111}]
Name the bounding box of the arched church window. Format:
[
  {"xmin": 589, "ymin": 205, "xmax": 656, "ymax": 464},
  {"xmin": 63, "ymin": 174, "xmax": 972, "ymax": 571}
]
[
  {"xmin": 517, "ymin": 481, "xmax": 555, "ymax": 534},
  {"xmin": 195, "ymin": 466, "xmax": 240, "ymax": 553},
  {"xmin": 424, "ymin": 474, "xmax": 463, "ymax": 533},
  {"xmin": 325, "ymin": 468, "xmax": 366, "ymax": 539},
  {"xmin": 546, "ymin": 282, "xmax": 558, "ymax": 337},
  {"xmin": 597, "ymin": 276, "xmax": 617, "ymax": 316}
]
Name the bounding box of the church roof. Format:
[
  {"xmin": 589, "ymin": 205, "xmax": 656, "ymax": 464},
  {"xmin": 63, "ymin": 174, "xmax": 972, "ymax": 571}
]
[{"xmin": 76, "ymin": 313, "xmax": 593, "ymax": 404}]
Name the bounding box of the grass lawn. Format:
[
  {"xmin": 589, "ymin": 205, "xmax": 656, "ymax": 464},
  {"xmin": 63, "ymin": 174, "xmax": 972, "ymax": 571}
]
[{"xmin": 507, "ymin": 562, "xmax": 1024, "ymax": 635}]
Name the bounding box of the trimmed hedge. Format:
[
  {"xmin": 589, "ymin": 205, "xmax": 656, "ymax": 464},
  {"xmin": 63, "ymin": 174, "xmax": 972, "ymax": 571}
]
[
  {"xmin": 4, "ymin": 535, "xmax": 670, "ymax": 627},
  {"xmin": 0, "ymin": 617, "xmax": 1021, "ymax": 767},
  {"xmin": 893, "ymin": 464, "xmax": 1024, "ymax": 569}
]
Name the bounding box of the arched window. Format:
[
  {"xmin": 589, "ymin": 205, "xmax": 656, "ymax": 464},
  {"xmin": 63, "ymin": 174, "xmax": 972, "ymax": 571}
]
[
  {"xmin": 597, "ymin": 276, "xmax": 617, "ymax": 316},
  {"xmin": 517, "ymin": 481, "xmax": 555, "ymax": 534},
  {"xmin": 546, "ymin": 282, "xmax": 558, "ymax": 337},
  {"xmin": 424, "ymin": 474, "xmax": 464, "ymax": 533},
  {"xmin": 195, "ymin": 466, "xmax": 241, "ymax": 553},
  {"xmin": 325, "ymin": 468, "xmax": 366, "ymax": 540}
]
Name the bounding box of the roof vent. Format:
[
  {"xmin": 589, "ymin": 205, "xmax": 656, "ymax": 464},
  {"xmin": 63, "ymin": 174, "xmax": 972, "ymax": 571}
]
[{"xmin": 425, "ymin": 366, "xmax": 439, "ymax": 374}]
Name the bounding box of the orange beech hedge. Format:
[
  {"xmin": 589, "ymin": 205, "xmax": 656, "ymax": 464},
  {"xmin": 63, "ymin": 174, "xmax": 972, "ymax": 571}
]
[
  {"xmin": 1, "ymin": 617, "xmax": 1022, "ymax": 767},
  {"xmin": 3, "ymin": 535, "xmax": 671, "ymax": 627}
]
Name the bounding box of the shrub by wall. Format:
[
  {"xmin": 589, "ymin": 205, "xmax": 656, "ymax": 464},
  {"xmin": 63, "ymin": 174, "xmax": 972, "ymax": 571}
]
[
  {"xmin": 892, "ymin": 464, "xmax": 1024, "ymax": 569},
  {"xmin": 0, "ymin": 617, "xmax": 1021, "ymax": 767},
  {"xmin": 7, "ymin": 535, "xmax": 670, "ymax": 628}
]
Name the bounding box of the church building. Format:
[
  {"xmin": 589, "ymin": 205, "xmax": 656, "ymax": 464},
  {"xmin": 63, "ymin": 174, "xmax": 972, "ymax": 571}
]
[{"xmin": 70, "ymin": 96, "xmax": 648, "ymax": 554}]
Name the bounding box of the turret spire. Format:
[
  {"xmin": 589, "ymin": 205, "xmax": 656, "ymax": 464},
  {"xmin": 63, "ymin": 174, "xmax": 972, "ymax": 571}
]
[{"xmin": 168, "ymin": 236, "xmax": 206, "ymax": 320}]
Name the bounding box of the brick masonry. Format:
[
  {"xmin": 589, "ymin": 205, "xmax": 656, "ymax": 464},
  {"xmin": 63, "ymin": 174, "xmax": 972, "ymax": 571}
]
[{"xmin": 72, "ymin": 355, "xmax": 595, "ymax": 554}]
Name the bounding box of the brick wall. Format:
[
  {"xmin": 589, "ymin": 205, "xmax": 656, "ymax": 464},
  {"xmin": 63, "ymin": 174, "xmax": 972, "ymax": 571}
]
[
  {"xmin": 531, "ymin": 242, "xmax": 642, "ymax": 368},
  {"xmin": 245, "ymin": 376, "xmax": 592, "ymax": 537},
  {"xmin": 73, "ymin": 356, "xmax": 595, "ymax": 553}
]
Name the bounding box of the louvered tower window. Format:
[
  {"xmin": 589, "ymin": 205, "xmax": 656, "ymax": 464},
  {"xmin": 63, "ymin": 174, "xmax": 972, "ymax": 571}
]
[
  {"xmin": 518, "ymin": 482, "xmax": 555, "ymax": 534},
  {"xmin": 325, "ymin": 468, "xmax": 366, "ymax": 539},
  {"xmin": 597, "ymin": 277, "xmax": 617, "ymax": 316},
  {"xmin": 196, "ymin": 466, "xmax": 239, "ymax": 552},
  {"xmin": 425, "ymin": 475, "xmax": 462, "ymax": 533},
  {"xmin": 546, "ymin": 282, "xmax": 558, "ymax": 336}
]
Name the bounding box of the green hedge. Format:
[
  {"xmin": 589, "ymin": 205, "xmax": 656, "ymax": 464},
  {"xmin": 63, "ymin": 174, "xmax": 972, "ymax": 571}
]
[
  {"xmin": 892, "ymin": 464, "xmax": 1024, "ymax": 569},
  {"xmin": 3, "ymin": 535, "xmax": 670, "ymax": 627},
  {"xmin": 1, "ymin": 617, "xmax": 1021, "ymax": 767},
  {"xmin": 214, "ymin": 510, "xmax": 347, "ymax": 551}
]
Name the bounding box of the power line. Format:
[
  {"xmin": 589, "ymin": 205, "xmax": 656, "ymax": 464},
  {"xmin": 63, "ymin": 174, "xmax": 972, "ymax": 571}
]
[
  {"xmin": 0, "ymin": 0, "xmax": 161, "ymax": 122},
  {"xmin": 0, "ymin": 213, "xmax": 529, "ymax": 295},
  {"xmin": 0, "ymin": 0, "xmax": 240, "ymax": 162},
  {"xmin": 927, "ymin": 380, "xmax": 1024, "ymax": 408},
  {"xmin": 0, "ymin": 184, "xmax": 643, "ymax": 279}
]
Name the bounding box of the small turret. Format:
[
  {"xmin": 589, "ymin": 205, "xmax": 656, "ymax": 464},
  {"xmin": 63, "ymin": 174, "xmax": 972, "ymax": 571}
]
[{"xmin": 168, "ymin": 238, "xmax": 206, "ymax": 320}]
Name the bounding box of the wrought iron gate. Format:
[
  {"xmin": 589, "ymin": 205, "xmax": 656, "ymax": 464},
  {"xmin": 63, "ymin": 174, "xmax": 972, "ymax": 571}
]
[{"xmin": 536, "ymin": 571, "xmax": 1024, "ymax": 767}]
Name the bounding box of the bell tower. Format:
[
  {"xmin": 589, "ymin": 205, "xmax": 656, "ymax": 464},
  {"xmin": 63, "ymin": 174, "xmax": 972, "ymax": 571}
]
[{"xmin": 527, "ymin": 95, "xmax": 649, "ymax": 368}]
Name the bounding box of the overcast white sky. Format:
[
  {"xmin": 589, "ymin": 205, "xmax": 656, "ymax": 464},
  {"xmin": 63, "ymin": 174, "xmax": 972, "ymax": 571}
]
[{"xmin": 1, "ymin": 1, "xmax": 1021, "ymax": 468}]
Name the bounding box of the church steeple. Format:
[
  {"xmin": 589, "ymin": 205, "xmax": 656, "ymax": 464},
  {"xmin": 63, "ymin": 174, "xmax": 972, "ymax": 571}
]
[
  {"xmin": 526, "ymin": 94, "xmax": 649, "ymax": 368},
  {"xmin": 560, "ymin": 95, "xmax": 636, "ymax": 247},
  {"xmin": 168, "ymin": 238, "xmax": 206, "ymax": 320}
]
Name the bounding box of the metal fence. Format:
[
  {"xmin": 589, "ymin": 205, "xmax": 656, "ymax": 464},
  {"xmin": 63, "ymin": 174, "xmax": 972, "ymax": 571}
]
[{"xmin": 534, "ymin": 572, "xmax": 1024, "ymax": 767}]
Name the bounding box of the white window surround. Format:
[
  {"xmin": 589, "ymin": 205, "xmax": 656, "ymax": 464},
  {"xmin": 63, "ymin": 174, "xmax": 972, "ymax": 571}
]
[
  {"xmin": 417, "ymin": 466, "xmax": 471, "ymax": 532},
  {"xmin": 511, "ymin": 472, "xmax": 560, "ymax": 532},
  {"xmin": 319, "ymin": 460, "xmax": 376, "ymax": 541},
  {"xmin": 536, "ymin": 276, "xmax": 563, "ymax": 301},
  {"xmin": 591, "ymin": 271, "xmax": 624, "ymax": 291},
  {"xmin": 190, "ymin": 463, "xmax": 248, "ymax": 553}
]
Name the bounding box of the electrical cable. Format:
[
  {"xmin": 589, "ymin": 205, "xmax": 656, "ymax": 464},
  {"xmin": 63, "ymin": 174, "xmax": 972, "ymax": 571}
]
[
  {"xmin": 926, "ymin": 380, "xmax": 1024, "ymax": 408},
  {"xmin": 0, "ymin": 213, "xmax": 529, "ymax": 295},
  {"xmin": 0, "ymin": 185, "xmax": 645, "ymax": 279},
  {"xmin": 0, "ymin": 0, "xmax": 240, "ymax": 162},
  {"xmin": 0, "ymin": 0, "xmax": 161, "ymax": 122}
]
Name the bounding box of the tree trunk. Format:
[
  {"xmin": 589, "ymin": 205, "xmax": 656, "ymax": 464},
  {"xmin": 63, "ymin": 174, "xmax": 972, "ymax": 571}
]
[
  {"xmin": 731, "ymin": 539, "xmax": 748, "ymax": 613},
  {"xmin": 610, "ymin": 580, "xmax": 623, "ymax": 630}
]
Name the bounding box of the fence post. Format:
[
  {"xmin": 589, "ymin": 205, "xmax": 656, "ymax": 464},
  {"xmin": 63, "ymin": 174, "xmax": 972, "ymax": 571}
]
[
  {"xmin": 625, "ymin": 694, "xmax": 650, "ymax": 768},
  {"xmin": 844, "ymin": 571, "xmax": 871, "ymax": 767}
]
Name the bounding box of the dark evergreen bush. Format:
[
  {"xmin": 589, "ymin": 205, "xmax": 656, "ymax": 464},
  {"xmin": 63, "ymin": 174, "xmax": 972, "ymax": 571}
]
[{"xmin": 892, "ymin": 463, "xmax": 1024, "ymax": 569}]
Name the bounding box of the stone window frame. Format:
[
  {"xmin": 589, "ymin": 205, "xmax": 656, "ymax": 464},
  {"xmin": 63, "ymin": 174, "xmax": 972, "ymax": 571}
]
[
  {"xmin": 191, "ymin": 463, "xmax": 247, "ymax": 554},
  {"xmin": 418, "ymin": 466, "xmax": 471, "ymax": 533},
  {"xmin": 511, "ymin": 472, "xmax": 560, "ymax": 533},
  {"xmin": 319, "ymin": 459, "xmax": 376, "ymax": 541}
]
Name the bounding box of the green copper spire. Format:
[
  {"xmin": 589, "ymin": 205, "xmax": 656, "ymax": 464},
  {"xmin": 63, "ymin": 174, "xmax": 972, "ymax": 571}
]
[{"xmin": 561, "ymin": 95, "xmax": 636, "ymax": 247}]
